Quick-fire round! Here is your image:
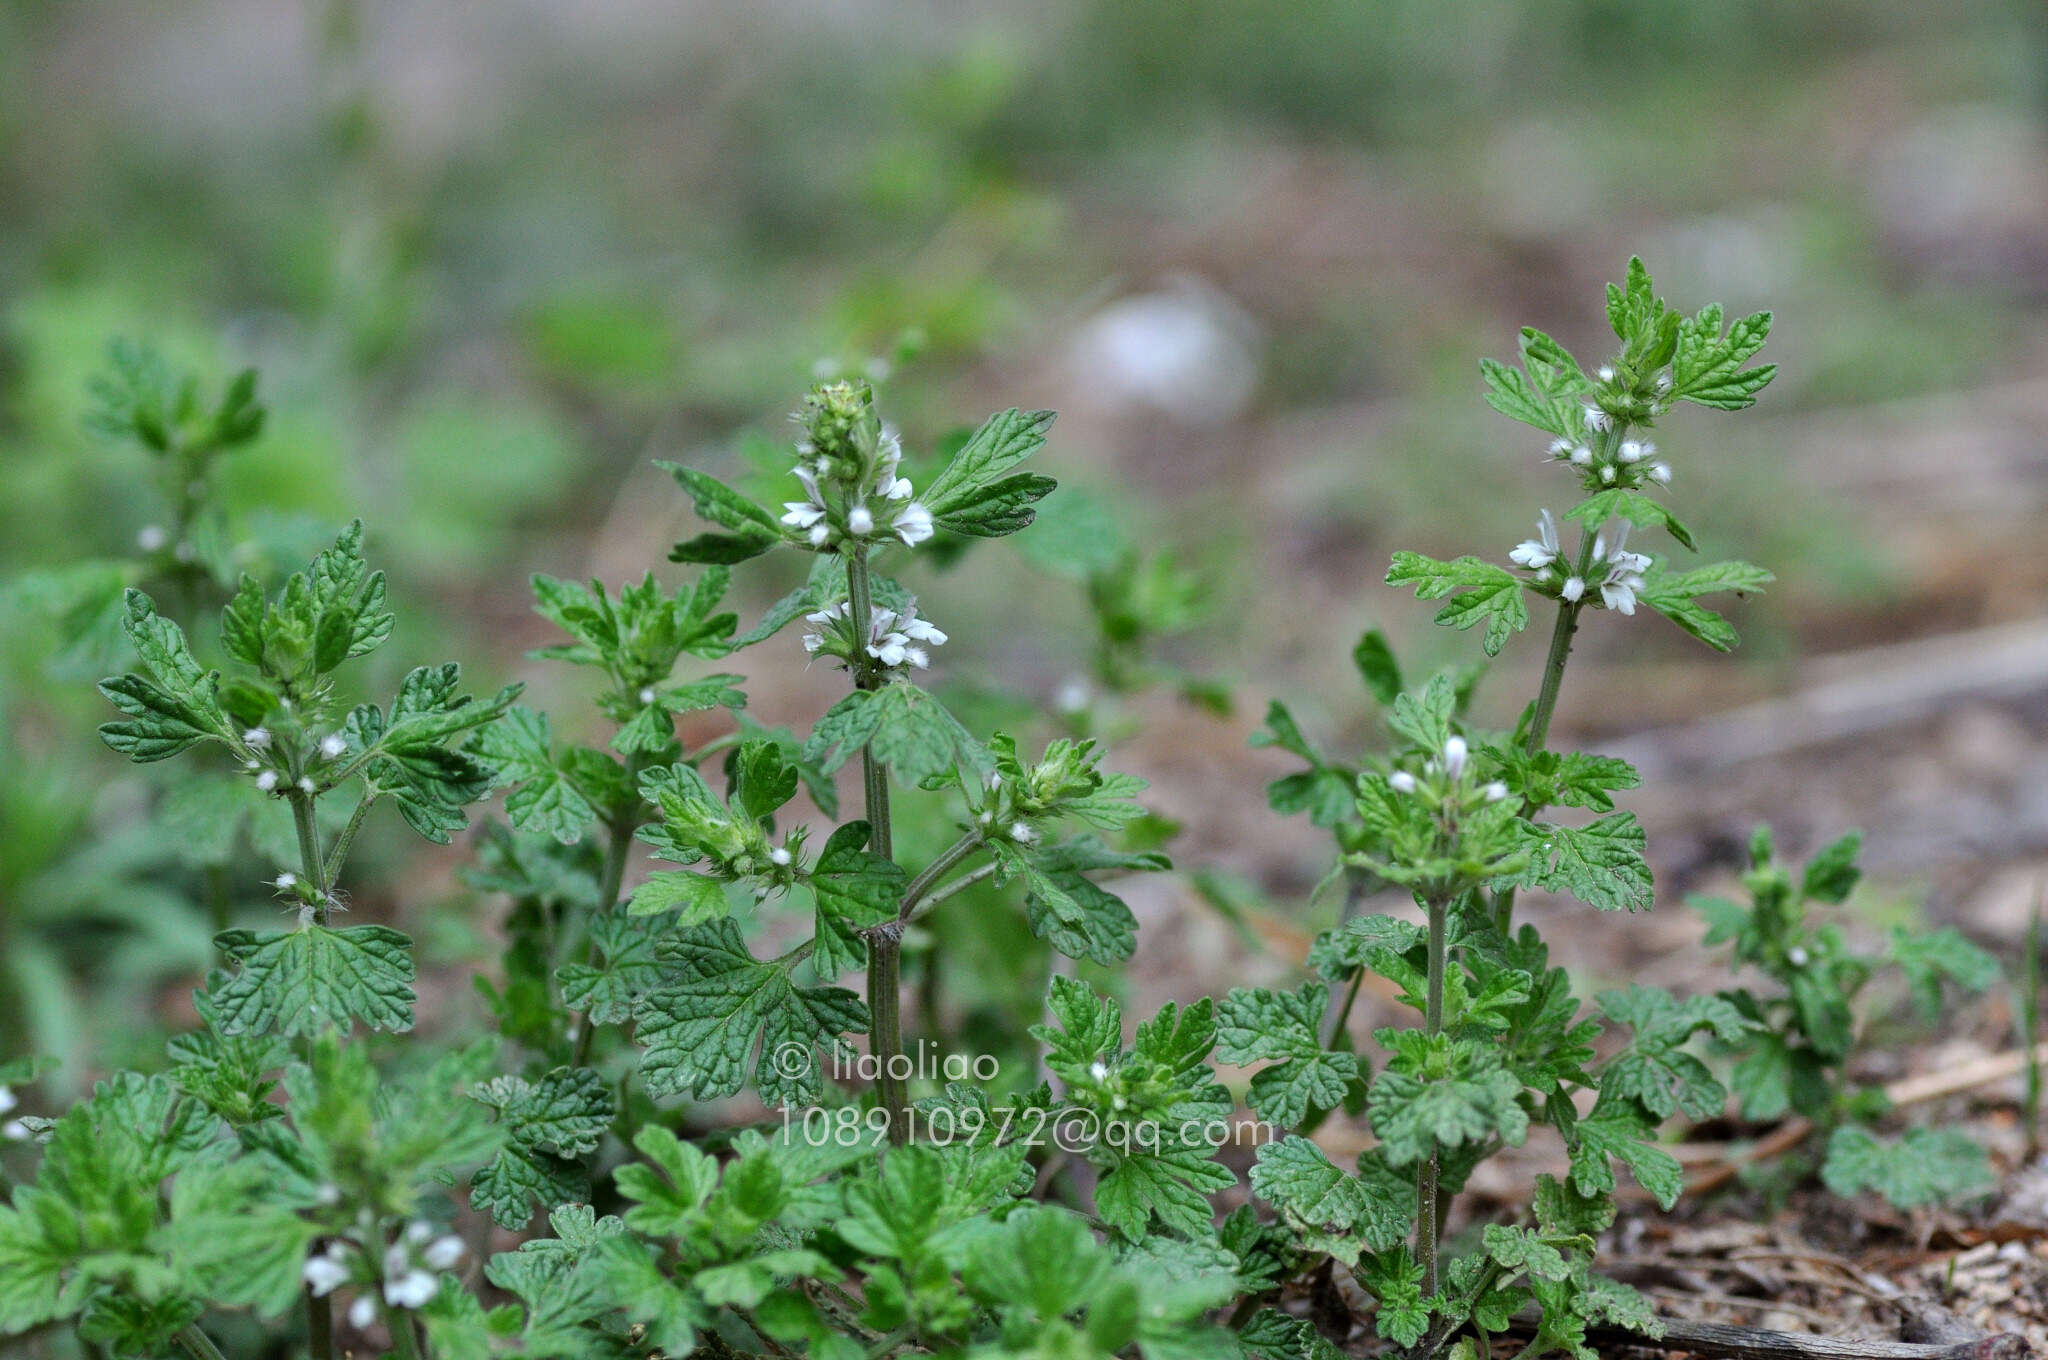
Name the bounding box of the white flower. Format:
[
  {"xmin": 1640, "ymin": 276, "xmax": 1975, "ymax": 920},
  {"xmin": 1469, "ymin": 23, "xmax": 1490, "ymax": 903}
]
[
  {"xmin": 781, "ymin": 500, "xmax": 825, "ymax": 529},
  {"xmin": 1570, "ymin": 445, "xmax": 1592, "ymax": 466},
  {"xmin": 1597, "ymin": 365, "xmax": 1615, "ymax": 382},
  {"xmin": 807, "ymin": 522, "xmax": 831, "ymax": 548},
  {"xmin": 243, "ymin": 727, "xmax": 271, "ymax": 749},
  {"xmin": 1547, "ymin": 437, "xmax": 1572, "ymax": 458},
  {"xmin": 1509, "ymin": 509, "xmax": 1560, "ymax": 570},
  {"xmin": 1442, "ymin": 736, "xmax": 1468, "ymax": 779},
  {"xmin": 848, "ymin": 504, "xmax": 874, "ymax": 536},
  {"xmin": 900, "ymin": 616, "xmax": 947, "ymax": 646},
  {"xmin": 1618, "ymin": 440, "xmax": 1643, "ymax": 463},
  {"xmin": 1583, "ymin": 405, "xmax": 1610, "ymax": 432},
  {"xmin": 404, "ymin": 1221, "xmax": 434, "ymax": 1246},
  {"xmin": 256, "ymin": 771, "xmax": 279, "ymax": 792},
  {"xmin": 347, "ymin": 1295, "xmax": 378, "ymax": 1330},
  {"xmin": 769, "ymin": 847, "xmax": 792, "ymax": 867},
  {"xmin": 1089, "ymin": 1060, "xmax": 1109, "ymax": 1082},
  {"xmin": 422, "ymin": 1236, "xmax": 466, "ymax": 1271},
  {"xmin": 319, "ymin": 733, "xmax": 347, "ymax": 759},
  {"xmin": 1655, "ymin": 372, "xmax": 1672, "ymax": 393},
  {"xmin": 1482, "ymin": 781, "xmax": 1509, "ymax": 802},
  {"xmin": 1, "ymin": 1119, "xmax": 27, "ymax": 1142},
  {"xmin": 1561, "ymin": 576, "xmax": 1585, "ymax": 603},
  {"xmin": 892, "ymin": 501, "xmax": 934, "ymax": 547},
  {"xmin": 1055, "ymin": 678, "xmax": 1091, "ymax": 713},
  {"xmin": 275, "ymin": 872, "xmax": 298, "ymax": 891},
  {"xmin": 0, "ymin": 1088, "xmax": 14, "ymax": 1115},
  {"xmin": 303, "ymin": 1252, "xmax": 350, "ymax": 1297},
  {"xmin": 1787, "ymin": 946, "xmax": 1810, "ymax": 967},
  {"xmin": 1648, "ymin": 462, "xmax": 1672, "ymax": 485},
  {"xmin": 138, "ymin": 525, "xmax": 169, "ymax": 552},
  {"xmin": 386, "ymin": 1244, "xmax": 412, "ymax": 1278},
  {"xmin": 298, "ymin": 776, "xmax": 317, "ymax": 794},
  {"xmin": 1599, "ymin": 464, "xmax": 1616, "ymax": 484},
  {"xmin": 1388, "ymin": 771, "xmax": 1418, "ymax": 795},
  {"xmin": 1009, "ymin": 821, "xmax": 1036, "ymax": 843},
  {"xmin": 315, "ymin": 1183, "xmax": 342, "ymax": 1206}
]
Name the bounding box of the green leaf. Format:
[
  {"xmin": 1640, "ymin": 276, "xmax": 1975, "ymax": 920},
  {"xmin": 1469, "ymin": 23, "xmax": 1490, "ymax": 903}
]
[
  {"xmin": 1359, "ymin": 1247, "xmax": 1429, "ymax": 1346},
  {"xmin": 1480, "ymin": 358, "xmax": 1569, "ymax": 436},
  {"xmin": 920, "ymin": 408, "xmax": 1057, "ymax": 527},
  {"xmin": 1386, "ymin": 553, "xmax": 1529, "ymax": 656},
  {"xmin": 97, "ymin": 590, "xmax": 231, "ymax": 761},
  {"xmin": 637, "ymin": 918, "xmax": 867, "ymax": 1105},
  {"xmin": 1385, "ymin": 674, "xmax": 1458, "ymax": 753},
  {"xmin": 1369, "ymin": 1035, "xmax": 1528, "ymax": 1166},
  {"xmin": 808, "ymin": 820, "xmax": 906, "ymax": 931},
  {"xmin": 1093, "ymin": 1146, "xmax": 1235, "ymax": 1242},
  {"xmin": 209, "ymin": 924, "xmax": 416, "ymax": 1036},
  {"xmin": 1353, "ymin": 628, "xmax": 1404, "ymax": 707},
  {"xmin": 1636, "ymin": 560, "xmax": 1774, "ymax": 653},
  {"xmin": 1890, "ymin": 926, "xmax": 1999, "ymax": 1019},
  {"xmin": 1671, "ymin": 304, "xmax": 1776, "ymax": 410},
  {"xmin": 1513, "ymin": 813, "xmax": 1653, "ymax": 913},
  {"xmin": 1564, "ymin": 490, "xmax": 1696, "ymax": 552},
  {"xmin": 1596, "ymin": 986, "xmax": 1752, "ymax": 1121},
  {"xmin": 625, "ymin": 869, "xmax": 732, "ymax": 921},
  {"xmin": 933, "ymin": 472, "xmax": 1059, "ymax": 538},
  {"xmin": 471, "ymin": 1067, "xmax": 618, "ymax": 1228},
  {"xmin": 1820, "ymin": 1125, "xmax": 1994, "ymax": 1210},
  {"xmin": 1568, "ymin": 1104, "xmax": 1682, "ymax": 1209},
  {"xmin": 802, "ymin": 681, "xmax": 984, "ymax": 785},
  {"xmin": 469, "ymin": 707, "xmax": 598, "ymax": 844},
  {"xmin": 1248, "ymin": 1138, "xmax": 1408, "ymax": 1262},
  {"xmin": 1216, "ymin": 983, "xmax": 1362, "ymax": 1128},
  {"xmin": 1800, "ymin": 831, "xmax": 1863, "ymax": 904},
  {"xmin": 660, "ymin": 465, "xmax": 782, "ymax": 563},
  {"xmin": 558, "ymin": 913, "xmax": 665, "ymax": 1024}
]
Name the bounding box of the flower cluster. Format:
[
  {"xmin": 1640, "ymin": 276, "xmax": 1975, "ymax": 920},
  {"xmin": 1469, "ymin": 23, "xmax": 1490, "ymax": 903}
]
[
  {"xmin": 777, "ymin": 381, "xmax": 934, "ymax": 551},
  {"xmin": 801, "ymin": 598, "xmax": 947, "ymax": 675},
  {"xmin": 1386, "ymin": 735, "xmax": 1508, "ymax": 809},
  {"xmin": 1545, "ymin": 427, "xmax": 1672, "ymax": 492},
  {"xmin": 238, "ymin": 716, "xmax": 350, "ymax": 798},
  {"xmin": 1508, "ymin": 513, "xmax": 1651, "ymax": 613},
  {"xmin": 301, "ymin": 1221, "xmax": 464, "ymax": 1329}
]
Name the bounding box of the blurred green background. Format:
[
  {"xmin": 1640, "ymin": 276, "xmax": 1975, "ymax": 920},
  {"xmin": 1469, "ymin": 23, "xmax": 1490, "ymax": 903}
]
[{"xmin": 4, "ymin": 0, "xmax": 2047, "ymax": 1082}]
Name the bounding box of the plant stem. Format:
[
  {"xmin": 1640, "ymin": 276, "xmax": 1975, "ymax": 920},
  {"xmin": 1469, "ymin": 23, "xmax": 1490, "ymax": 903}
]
[
  {"xmin": 906, "ymin": 863, "xmax": 997, "ymax": 921},
  {"xmin": 176, "ymin": 1325, "xmax": 229, "ymax": 1360},
  {"xmin": 306, "ymin": 1287, "xmax": 334, "ymax": 1360},
  {"xmin": 291, "ymin": 793, "xmax": 329, "ymax": 924},
  {"xmin": 1494, "ymin": 524, "xmax": 1603, "ymax": 934},
  {"xmin": 387, "ymin": 1308, "xmax": 425, "ymax": 1360},
  {"xmin": 899, "ymin": 832, "xmax": 985, "ymax": 920},
  {"xmin": 846, "ymin": 546, "xmax": 908, "ymax": 1142},
  {"xmin": 322, "ymin": 791, "xmax": 376, "ymax": 887},
  {"xmin": 571, "ymin": 799, "xmax": 640, "ymax": 1069},
  {"xmin": 1417, "ymin": 892, "xmax": 1449, "ymax": 1298}
]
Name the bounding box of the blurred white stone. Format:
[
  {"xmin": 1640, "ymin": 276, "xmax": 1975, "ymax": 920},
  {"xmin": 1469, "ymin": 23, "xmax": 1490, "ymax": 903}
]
[{"xmin": 1066, "ymin": 277, "xmax": 1260, "ymax": 426}]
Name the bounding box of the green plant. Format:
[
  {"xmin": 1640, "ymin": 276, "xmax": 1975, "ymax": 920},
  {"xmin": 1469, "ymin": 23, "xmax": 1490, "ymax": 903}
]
[
  {"xmin": 1692, "ymin": 826, "xmax": 2000, "ymax": 1208},
  {"xmin": 1246, "ymin": 258, "xmax": 1780, "ymax": 1356},
  {"xmin": 0, "ymin": 262, "xmax": 1999, "ymax": 1360}
]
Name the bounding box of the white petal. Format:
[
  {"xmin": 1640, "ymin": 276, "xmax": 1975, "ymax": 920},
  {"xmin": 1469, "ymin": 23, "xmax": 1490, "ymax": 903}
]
[{"xmin": 1561, "ymin": 576, "xmax": 1585, "ymax": 603}]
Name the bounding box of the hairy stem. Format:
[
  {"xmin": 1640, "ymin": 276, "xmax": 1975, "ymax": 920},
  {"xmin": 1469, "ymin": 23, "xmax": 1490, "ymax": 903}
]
[
  {"xmin": 176, "ymin": 1325, "xmax": 228, "ymax": 1360},
  {"xmin": 846, "ymin": 546, "xmax": 908, "ymax": 1141},
  {"xmin": 290, "ymin": 793, "xmax": 329, "ymax": 923},
  {"xmin": 1417, "ymin": 892, "xmax": 1449, "ymax": 1298},
  {"xmin": 899, "ymin": 832, "xmax": 985, "ymax": 920},
  {"xmin": 322, "ymin": 791, "xmax": 376, "ymax": 887}
]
